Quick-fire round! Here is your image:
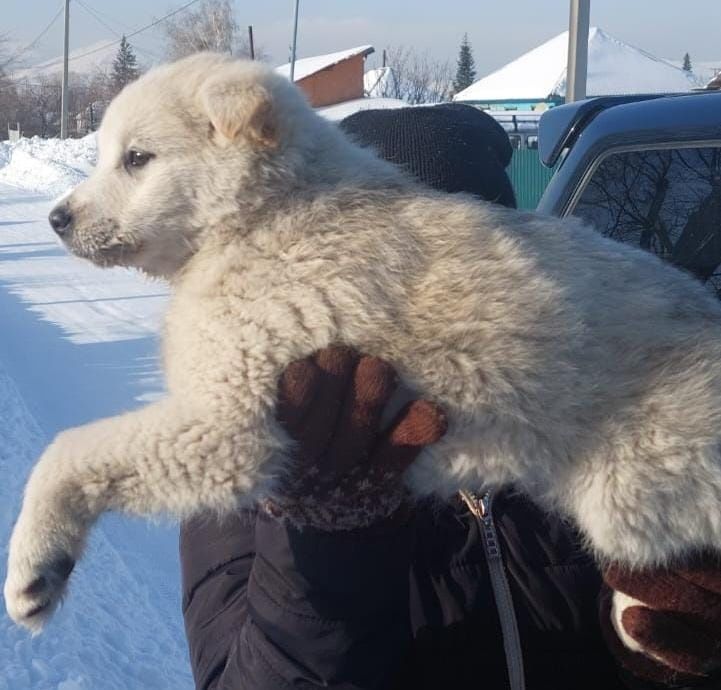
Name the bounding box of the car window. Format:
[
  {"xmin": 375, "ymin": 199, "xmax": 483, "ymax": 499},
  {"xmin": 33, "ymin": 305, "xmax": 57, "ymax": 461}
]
[{"xmin": 572, "ymin": 146, "xmax": 721, "ymax": 297}]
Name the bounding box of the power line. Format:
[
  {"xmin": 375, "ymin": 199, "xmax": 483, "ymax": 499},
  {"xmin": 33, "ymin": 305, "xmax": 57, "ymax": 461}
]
[
  {"xmin": 74, "ymin": 0, "xmax": 161, "ymax": 61},
  {"xmin": 68, "ymin": 0, "xmax": 204, "ymax": 63},
  {"xmin": 75, "ymin": 0, "xmax": 124, "ymax": 38},
  {"xmin": 76, "ymin": 2, "xmax": 136, "ymax": 33},
  {"xmin": 1, "ymin": 4, "xmax": 65, "ymax": 68}
]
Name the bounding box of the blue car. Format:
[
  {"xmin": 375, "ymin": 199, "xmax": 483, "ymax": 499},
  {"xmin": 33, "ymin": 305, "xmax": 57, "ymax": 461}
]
[{"xmin": 537, "ymin": 90, "xmax": 721, "ymax": 297}]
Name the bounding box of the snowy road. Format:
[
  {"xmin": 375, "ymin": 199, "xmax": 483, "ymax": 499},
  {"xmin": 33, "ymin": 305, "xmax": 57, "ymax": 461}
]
[{"xmin": 0, "ymin": 144, "xmax": 194, "ymax": 689}]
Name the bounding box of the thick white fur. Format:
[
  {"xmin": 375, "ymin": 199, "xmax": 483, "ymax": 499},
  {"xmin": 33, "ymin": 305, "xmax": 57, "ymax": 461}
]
[{"xmin": 6, "ymin": 53, "xmax": 721, "ymax": 632}]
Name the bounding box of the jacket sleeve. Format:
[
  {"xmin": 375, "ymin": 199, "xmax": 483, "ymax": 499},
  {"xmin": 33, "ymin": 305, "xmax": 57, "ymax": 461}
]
[
  {"xmin": 180, "ymin": 510, "xmax": 414, "ymax": 690},
  {"xmin": 180, "ymin": 510, "xmax": 256, "ymax": 689}
]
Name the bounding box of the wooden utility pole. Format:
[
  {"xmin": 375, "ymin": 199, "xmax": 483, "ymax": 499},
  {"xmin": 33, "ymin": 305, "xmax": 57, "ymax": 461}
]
[
  {"xmin": 289, "ymin": 0, "xmax": 299, "ymax": 81},
  {"xmin": 566, "ymin": 0, "xmax": 590, "ymax": 103},
  {"xmin": 60, "ymin": 0, "xmax": 70, "ymax": 138},
  {"xmin": 248, "ymin": 25, "xmax": 255, "ymax": 60}
]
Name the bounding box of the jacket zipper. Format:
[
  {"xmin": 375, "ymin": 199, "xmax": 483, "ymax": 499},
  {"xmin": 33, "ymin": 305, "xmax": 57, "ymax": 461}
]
[{"xmin": 459, "ymin": 489, "xmax": 526, "ymax": 690}]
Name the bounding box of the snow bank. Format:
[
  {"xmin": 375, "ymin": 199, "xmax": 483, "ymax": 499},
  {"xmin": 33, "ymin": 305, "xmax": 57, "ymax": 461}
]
[{"xmin": 0, "ymin": 135, "xmax": 96, "ymax": 198}]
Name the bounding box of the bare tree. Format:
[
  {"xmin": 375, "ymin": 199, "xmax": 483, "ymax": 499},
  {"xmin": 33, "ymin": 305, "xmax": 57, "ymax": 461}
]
[
  {"xmin": 71, "ymin": 68, "xmax": 116, "ymax": 134},
  {"xmin": 574, "ymin": 147, "xmax": 721, "ymax": 296},
  {"xmin": 12, "ymin": 74, "xmax": 62, "ymax": 137},
  {"xmin": 370, "ymin": 46, "xmax": 453, "ymax": 105},
  {"xmin": 0, "ymin": 36, "xmax": 19, "ymax": 138},
  {"xmin": 5, "ymin": 61, "xmax": 117, "ymax": 139},
  {"xmin": 10, "ymin": 69, "xmax": 111, "ymax": 138},
  {"xmin": 0, "ymin": 28, "xmax": 118, "ymax": 140},
  {"xmin": 0, "ymin": 79, "xmax": 19, "ymax": 138},
  {"xmin": 85, "ymin": 67, "xmax": 114, "ymax": 103},
  {"xmin": 162, "ymin": 0, "xmax": 260, "ymax": 60}
]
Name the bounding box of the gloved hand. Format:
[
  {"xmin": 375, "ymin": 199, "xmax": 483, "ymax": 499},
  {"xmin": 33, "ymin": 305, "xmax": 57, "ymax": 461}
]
[
  {"xmin": 262, "ymin": 346, "xmax": 447, "ymax": 531},
  {"xmin": 600, "ymin": 554, "xmax": 721, "ymax": 687}
]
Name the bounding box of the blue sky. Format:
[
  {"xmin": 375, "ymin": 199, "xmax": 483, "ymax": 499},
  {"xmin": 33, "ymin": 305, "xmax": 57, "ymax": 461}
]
[{"xmin": 4, "ymin": 0, "xmax": 721, "ymax": 74}]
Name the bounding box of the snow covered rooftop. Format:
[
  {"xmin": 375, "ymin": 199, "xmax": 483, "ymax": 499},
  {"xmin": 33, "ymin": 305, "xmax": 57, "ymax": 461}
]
[
  {"xmin": 276, "ymin": 45, "xmax": 374, "ymax": 82},
  {"xmin": 695, "ymin": 62, "xmax": 721, "ymax": 87},
  {"xmin": 707, "ymin": 73, "xmax": 721, "ymax": 90},
  {"xmin": 455, "ymin": 27, "xmax": 698, "ymax": 102},
  {"xmin": 318, "ymin": 96, "xmax": 406, "ymax": 121}
]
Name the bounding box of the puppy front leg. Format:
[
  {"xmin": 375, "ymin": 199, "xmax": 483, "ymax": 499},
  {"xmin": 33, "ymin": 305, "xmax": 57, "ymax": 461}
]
[{"xmin": 4, "ymin": 398, "xmax": 281, "ymax": 633}]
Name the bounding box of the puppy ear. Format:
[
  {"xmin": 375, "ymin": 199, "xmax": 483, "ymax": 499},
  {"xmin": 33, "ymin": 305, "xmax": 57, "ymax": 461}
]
[{"xmin": 200, "ymin": 75, "xmax": 278, "ymax": 149}]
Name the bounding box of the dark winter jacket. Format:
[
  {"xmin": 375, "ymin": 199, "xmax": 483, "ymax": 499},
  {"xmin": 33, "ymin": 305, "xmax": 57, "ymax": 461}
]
[{"xmin": 179, "ymin": 488, "xmax": 654, "ymax": 690}]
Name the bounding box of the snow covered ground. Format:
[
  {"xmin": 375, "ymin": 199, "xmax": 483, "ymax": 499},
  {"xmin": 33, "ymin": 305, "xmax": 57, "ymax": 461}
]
[{"xmin": 0, "ymin": 137, "xmax": 194, "ymax": 688}]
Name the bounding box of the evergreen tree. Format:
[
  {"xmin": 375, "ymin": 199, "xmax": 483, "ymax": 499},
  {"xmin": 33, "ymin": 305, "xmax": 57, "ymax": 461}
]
[
  {"xmin": 112, "ymin": 36, "xmax": 140, "ymax": 91},
  {"xmin": 453, "ymin": 34, "xmax": 476, "ymax": 93},
  {"xmin": 682, "ymin": 52, "xmax": 692, "ymax": 72}
]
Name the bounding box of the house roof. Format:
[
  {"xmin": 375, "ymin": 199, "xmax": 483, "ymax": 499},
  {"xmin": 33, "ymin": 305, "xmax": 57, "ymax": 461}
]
[
  {"xmin": 276, "ymin": 45, "xmax": 374, "ymax": 82},
  {"xmin": 707, "ymin": 73, "xmax": 721, "ymax": 90},
  {"xmin": 454, "ymin": 27, "xmax": 697, "ymax": 102},
  {"xmin": 697, "ymin": 62, "xmax": 721, "ymax": 87}
]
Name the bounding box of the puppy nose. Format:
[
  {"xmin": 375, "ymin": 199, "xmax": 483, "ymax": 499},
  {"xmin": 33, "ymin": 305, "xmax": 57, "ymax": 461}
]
[{"xmin": 48, "ymin": 205, "xmax": 73, "ymax": 236}]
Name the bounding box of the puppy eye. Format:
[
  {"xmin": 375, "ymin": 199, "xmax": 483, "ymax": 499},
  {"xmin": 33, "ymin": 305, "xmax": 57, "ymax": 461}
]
[{"xmin": 124, "ymin": 149, "xmax": 154, "ymax": 170}]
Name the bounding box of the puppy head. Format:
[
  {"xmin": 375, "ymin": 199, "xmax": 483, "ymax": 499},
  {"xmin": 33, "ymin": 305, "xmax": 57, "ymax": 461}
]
[{"xmin": 50, "ymin": 53, "xmax": 313, "ymax": 278}]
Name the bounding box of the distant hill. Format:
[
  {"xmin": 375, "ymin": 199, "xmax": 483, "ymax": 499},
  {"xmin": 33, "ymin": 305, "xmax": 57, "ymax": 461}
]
[{"xmin": 9, "ymin": 41, "xmax": 128, "ymax": 81}]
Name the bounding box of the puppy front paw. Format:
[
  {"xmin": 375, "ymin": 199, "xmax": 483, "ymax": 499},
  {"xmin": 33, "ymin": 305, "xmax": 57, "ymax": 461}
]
[{"xmin": 4, "ymin": 550, "xmax": 75, "ymax": 634}]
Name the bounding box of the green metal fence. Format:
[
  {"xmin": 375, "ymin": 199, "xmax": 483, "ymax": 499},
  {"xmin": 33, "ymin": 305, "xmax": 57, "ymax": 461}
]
[{"xmin": 507, "ymin": 148, "xmax": 558, "ymax": 210}]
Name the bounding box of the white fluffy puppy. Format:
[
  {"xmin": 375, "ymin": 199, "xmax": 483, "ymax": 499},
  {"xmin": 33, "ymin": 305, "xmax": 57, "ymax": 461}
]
[{"xmin": 6, "ymin": 53, "xmax": 721, "ymax": 633}]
